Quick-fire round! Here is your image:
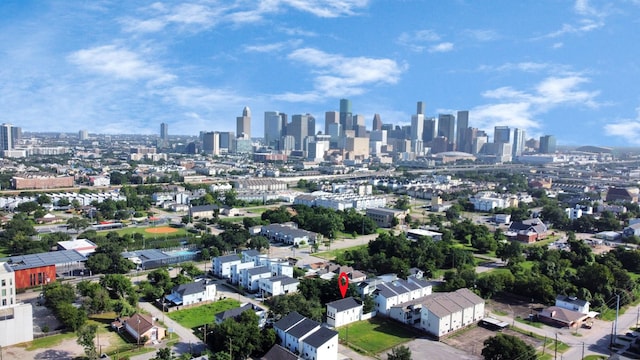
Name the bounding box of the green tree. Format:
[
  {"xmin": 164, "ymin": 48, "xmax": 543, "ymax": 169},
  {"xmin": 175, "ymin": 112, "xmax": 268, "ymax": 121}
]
[
  {"xmin": 43, "ymin": 282, "xmax": 76, "ymax": 308},
  {"xmin": 56, "ymin": 303, "xmax": 87, "ymax": 331},
  {"xmin": 100, "ymin": 274, "xmax": 134, "ymax": 299},
  {"xmin": 151, "ymin": 347, "xmax": 175, "ymax": 360},
  {"xmin": 77, "ymin": 324, "xmax": 98, "ymax": 360},
  {"xmin": 67, "ymin": 217, "xmax": 91, "ymax": 232},
  {"xmin": 482, "ymin": 334, "xmax": 536, "ymax": 360},
  {"xmin": 248, "ymin": 236, "xmax": 270, "ymax": 251},
  {"xmin": 388, "ymin": 345, "xmax": 412, "ymax": 360}
]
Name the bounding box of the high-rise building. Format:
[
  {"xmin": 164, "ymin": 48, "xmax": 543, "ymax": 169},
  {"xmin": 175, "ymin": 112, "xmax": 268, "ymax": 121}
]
[
  {"xmin": 289, "ymin": 114, "xmax": 315, "ymax": 150},
  {"xmin": 339, "ymin": 99, "xmax": 352, "ymax": 133},
  {"xmin": 539, "ymin": 135, "xmax": 556, "ymax": 154},
  {"xmin": 202, "ymin": 131, "xmax": 220, "ymax": 155},
  {"xmin": 472, "ymin": 132, "xmax": 488, "ymax": 155},
  {"xmin": 437, "ymin": 114, "xmax": 455, "ymax": 151},
  {"xmin": 219, "ymin": 131, "xmax": 235, "ymax": 153},
  {"xmin": 456, "ymin": 111, "xmax": 469, "ymax": 151},
  {"xmin": 236, "ymin": 106, "xmax": 251, "ymax": 138},
  {"xmin": 160, "ymin": 122, "xmax": 169, "ymax": 141},
  {"xmin": 325, "ymin": 111, "xmax": 339, "ymax": 136},
  {"xmin": 78, "ymin": 130, "xmax": 89, "ymax": 141},
  {"xmin": 264, "ymin": 111, "xmax": 283, "ymax": 148},
  {"xmin": 372, "ymin": 114, "xmax": 382, "ymax": 131},
  {"xmin": 417, "ymin": 101, "xmax": 426, "ymax": 115},
  {"xmin": 411, "ymin": 113, "xmax": 424, "ymax": 144},
  {"xmin": 423, "ymin": 117, "xmax": 436, "ymax": 143},
  {"xmin": 494, "ymin": 126, "xmax": 511, "ymax": 144},
  {"xmin": 512, "ymin": 128, "xmax": 526, "ymax": 158},
  {"xmin": 0, "ymin": 123, "xmax": 14, "ymax": 154}
]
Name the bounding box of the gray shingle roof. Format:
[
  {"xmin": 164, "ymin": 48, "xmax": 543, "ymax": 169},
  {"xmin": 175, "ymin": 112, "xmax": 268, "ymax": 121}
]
[
  {"xmin": 173, "ymin": 281, "xmax": 207, "ymax": 297},
  {"xmin": 287, "ymin": 318, "xmax": 320, "ymax": 338},
  {"xmin": 303, "ymin": 326, "xmax": 337, "ymax": 348},
  {"xmin": 326, "ymin": 297, "xmax": 361, "ymax": 312},
  {"xmin": 274, "ymin": 311, "xmax": 305, "ymax": 332},
  {"xmin": 247, "ymin": 266, "xmax": 270, "ymax": 276}
]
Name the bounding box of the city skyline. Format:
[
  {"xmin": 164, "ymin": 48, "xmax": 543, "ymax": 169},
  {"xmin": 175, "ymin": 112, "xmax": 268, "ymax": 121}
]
[{"xmin": 1, "ymin": 1, "xmax": 640, "ymax": 146}]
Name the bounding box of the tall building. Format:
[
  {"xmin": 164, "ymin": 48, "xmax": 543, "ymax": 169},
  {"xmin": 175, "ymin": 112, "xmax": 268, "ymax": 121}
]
[
  {"xmin": 437, "ymin": 114, "xmax": 455, "ymax": 151},
  {"xmin": 411, "ymin": 113, "xmax": 424, "ymax": 144},
  {"xmin": 264, "ymin": 111, "xmax": 283, "ymax": 148},
  {"xmin": 325, "ymin": 111, "xmax": 339, "ymax": 136},
  {"xmin": 417, "ymin": 101, "xmax": 426, "ymax": 115},
  {"xmin": 539, "ymin": 135, "xmax": 556, "ymax": 154},
  {"xmin": 494, "ymin": 126, "xmax": 511, "ymax": 144},
  {"xmin": 236, "ymin": 106, "xmax": 251, "ymax": 138},
  {"xmin": 372, "ymin": 114, "xmax": 382, "ymax": 131},
  {"xmin": 423, "ymin": 117, "xmax": 436, "ymax": 143},
  {"xmin": 202, "ymin": 131, "xmax": 220, "ymax": 155},
  {"xmin": 78, "ymin": 130, "xmax": 89, "ymax": 141},
  {"xmin": 512, "ymin": 128, "xmax": 526, "ymax": 158},
  {"xmin": 0, "ymin": 123, "xmax": 14, "ymax": 154},
  {"xmin": 289, "ymin": 114, "xmax": 315, "ymax": 151},
  {"xmin": 219, "ymin": 131, "xmax": 235, "ymax": 153},
  {"xmin": 456, "ymin": 111, "xmax": 469, "ymax": 151},
  {"xmin": 339, "ymin": 99, "xmax": 352, "ymax": 133},
  {"xmin": 472, "ymin": 131, "xmax": 488, "ymax": 155},
  {"xmin": 160, "ymin": 122, "xmax": 169, "ymax": 141}
]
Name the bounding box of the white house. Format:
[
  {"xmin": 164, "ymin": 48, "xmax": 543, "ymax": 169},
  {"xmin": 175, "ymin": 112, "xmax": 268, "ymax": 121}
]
[
  {"xmin": 166, "ymin": 280, "xmax": 216, "ymax": 306},
  {"xmin": 274, "ymin": 311, "xmax": 306, "ymax": 346},
  {"xmin": 301, "ymin": 326, "xmax": 339, "ymax": 360},
  {"xmin": 212, "ymin": 254, "xmax": 241, "ymax": 279},
  {"xmin": 555, "ymin": 295, "xmax": 590, "ymax": 314},
  {"xmin": 240, "ymin": 266, "xmax": 272, "ymax": 292},
  {"xmin": 283, "ymin": 318, "xmax": 321, "ymax": 355},
  {"xmin": 326, "ymin": 297, "xmax": 363, "ymax": 328},
  {"xmin": 373, "ymin": 276, "xmax": 433, "ymax": 315},
  {"xmin": 273, "ymin": 312, "xmax": 338, "ymax": 360},
  {"xmin": 230, "ymin": 262, "xmax": 256, "ymax": 285},
  {"xmin": 260, "ymin": 223, "xmax": 318, "ymax": 246},
  {"xmin": 259, "ymin": 275, "xmax": 299, "ymax": 297},
  {"xmin": 419, "ymin": 288, "xmax": 485, "ymax": 339}
]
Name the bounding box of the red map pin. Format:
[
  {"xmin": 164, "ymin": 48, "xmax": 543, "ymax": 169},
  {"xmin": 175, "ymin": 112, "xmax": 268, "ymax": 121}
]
[{"xmin": 338, "ymin": 272, "xmax": 349, "ymax": 298}]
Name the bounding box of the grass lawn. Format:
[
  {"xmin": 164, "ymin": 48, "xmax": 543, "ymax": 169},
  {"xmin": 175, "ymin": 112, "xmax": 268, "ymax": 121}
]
[
  {"xmin": 515, "ymin": 317, "xmax": 543, "ymax": 328},
  {"xmin": 24, "ymin": 332, "xmax": 77, "ymax": 351},
  {"xmin": 338, "ymin": 318, "xmax": 421, "ymax": 355},
  {"xmin": 168, "ymin": 299, "xmax": 241, "ymax": 329},
  {"xmin": 0, "ymin": 245, "xmax": 9, "ymax": 257},
  {"xmin": 314, "ymin": 244, "xmax": 367, "ymax": 261}
]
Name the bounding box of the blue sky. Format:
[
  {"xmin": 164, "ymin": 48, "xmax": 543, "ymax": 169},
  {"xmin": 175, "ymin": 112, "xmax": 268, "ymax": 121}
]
[{"xmin": 1, "ymin": 0, "xmax": 639, "ymax": 146}]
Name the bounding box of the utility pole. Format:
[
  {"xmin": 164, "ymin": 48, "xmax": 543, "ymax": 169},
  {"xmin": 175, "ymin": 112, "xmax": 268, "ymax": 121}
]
[
  {"xmin": 582, "ymin": 342, "xmax": 585, "ymax": 359},
  {"xmin": 554, "ymin": 333, "xmax": 558, "ymax": 360},
  {"xmin": 615, "ymin": 294, "xmax": 620, "ymax": 343},
  {"xmin": 229, "ymin": 338, "xmax": 233, "ymax": 359}
]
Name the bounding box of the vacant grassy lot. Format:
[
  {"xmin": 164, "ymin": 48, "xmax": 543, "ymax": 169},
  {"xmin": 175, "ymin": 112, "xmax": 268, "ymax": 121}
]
[
  {"xmin": 338, "ymin": 318, "xmax": 421, "ymax": 355},
  {"xmin": 167, "ymin": 299, "xmax": 240, "ymax": 329},
  {"xmin": 314, "ymin": 244, "xmax": 367, "ymax": 261}
]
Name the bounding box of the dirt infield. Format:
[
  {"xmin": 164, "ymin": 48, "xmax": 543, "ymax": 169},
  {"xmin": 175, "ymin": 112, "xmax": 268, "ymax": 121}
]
[{"xmin": 145, "ymin": 226, "xmax": 179, "ymax": 234}]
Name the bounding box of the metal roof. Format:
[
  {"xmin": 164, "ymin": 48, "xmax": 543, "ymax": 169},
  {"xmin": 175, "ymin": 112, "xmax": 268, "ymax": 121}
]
[{"xmin": 6, "ymin": 250, "xmax": 86, "ymax": 270}]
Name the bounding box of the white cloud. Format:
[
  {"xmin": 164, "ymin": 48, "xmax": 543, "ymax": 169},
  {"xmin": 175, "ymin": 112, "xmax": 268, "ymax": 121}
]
[
  {"xmin": 280, "ymin": 47, "xmax": 406, "ymax": 99},
  {"xmin": 604, "ymin": 107, "xmax": 640, "ymax": 144},
  {"xmin": 464, "ymin": 29, "xmax": 499, "ymax": 42},
  {"xmin": 428, "ymin": 42, "xmax": 454, "ymax": 53},
  {"xmin": 68, "ymin": 45, "xmax": 175, "ymax": 83},
  {"xmin": 574, "ymin": 0, "xmax": 598, "ymax": 16},
  {"xmin": 472, "ymin": 75, "xmax": 601, "ymax": 137},
  {"xmin": 244, "ymin": 40, "xmax": 303, "ymax": 53},
  {"xmin": 544, "ymin": 18, "xmax": 604, "ymax": 38},
  {"xmin": 122, "ymin": 0, "xmax": 369, "ymax": 33},
  {"xmin": 552, "ymin": 42, "xmax": 564, "ymax": 49},
  {"xmin": 397, "ymin": 30, "xmax": 441, "ymax": 52},
  {"xmin": 476, "ymin": 61, "xmax": 570, "ymax": 74}
]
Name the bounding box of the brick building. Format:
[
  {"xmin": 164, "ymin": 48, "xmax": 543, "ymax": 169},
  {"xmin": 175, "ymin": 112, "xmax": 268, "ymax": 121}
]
[{"xmin": 11, "ymin": 174, "xmax": 74, "ymax": 190}]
